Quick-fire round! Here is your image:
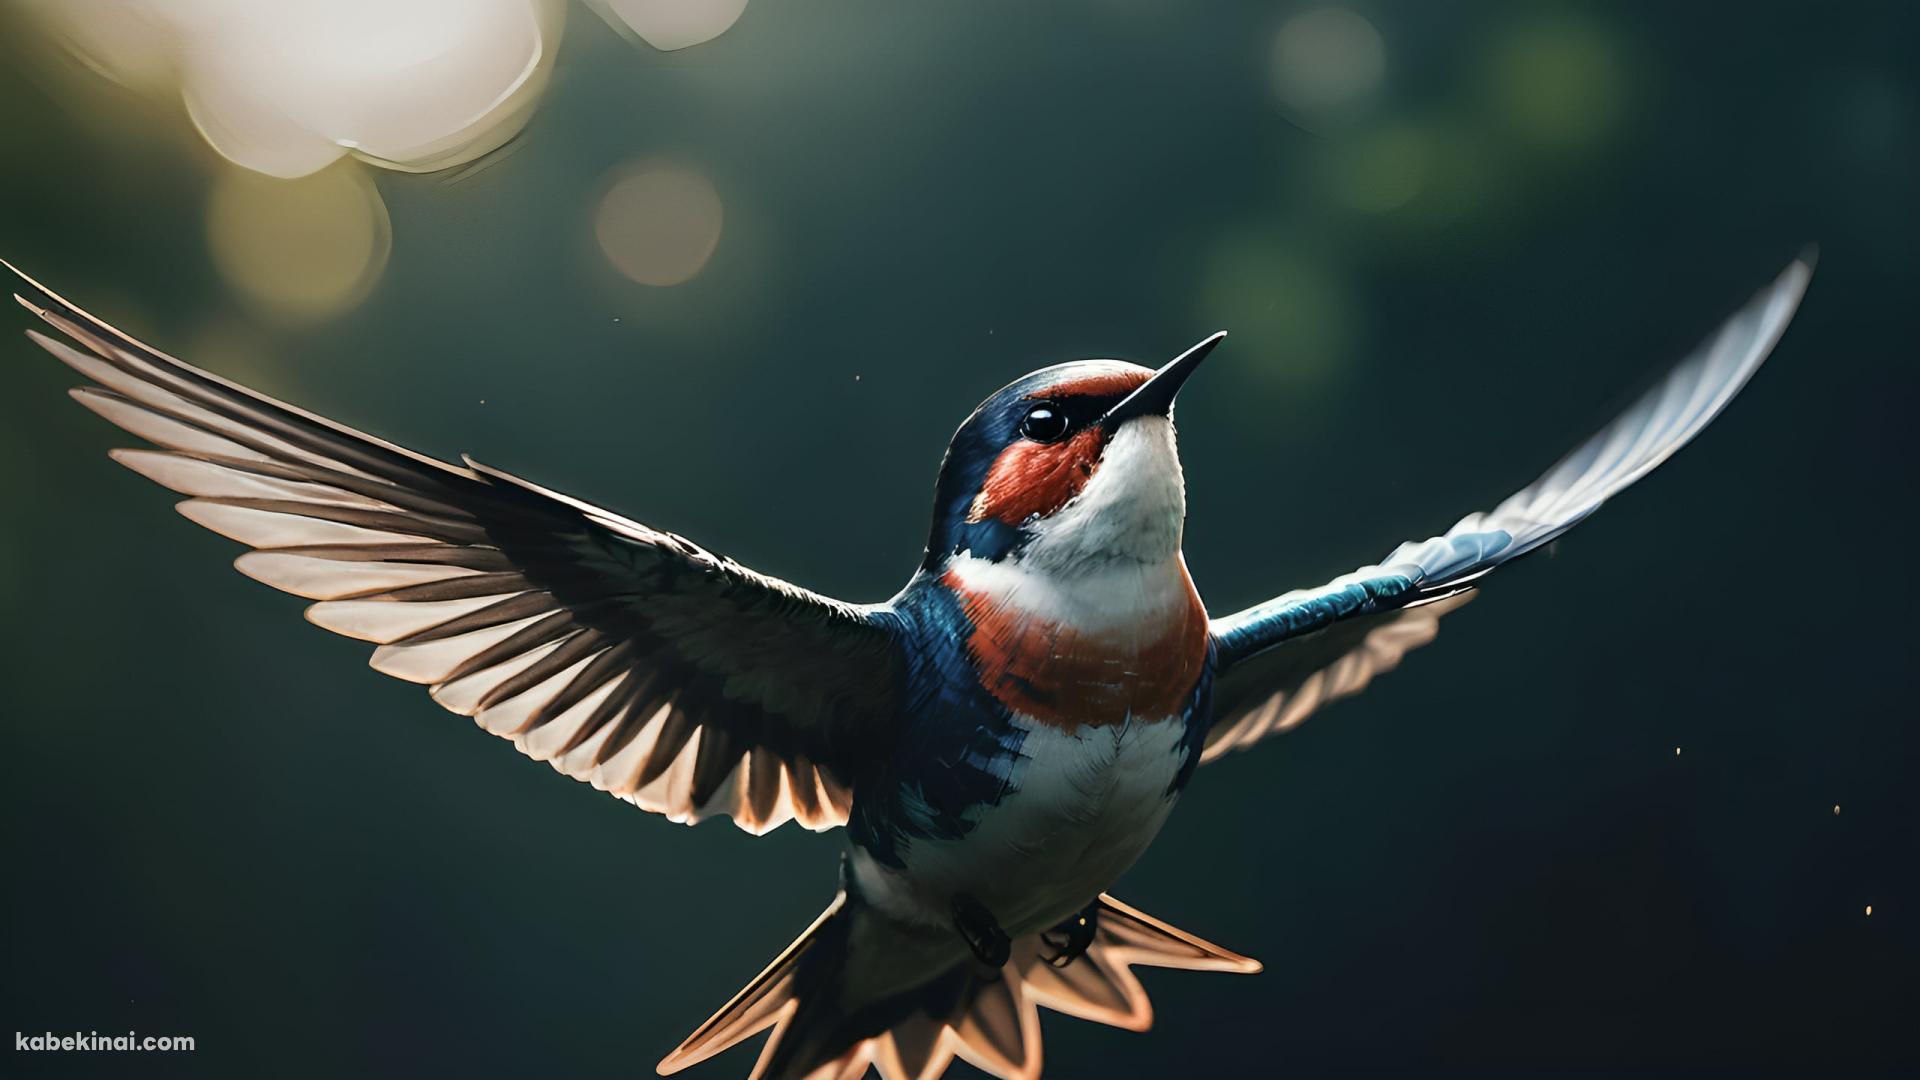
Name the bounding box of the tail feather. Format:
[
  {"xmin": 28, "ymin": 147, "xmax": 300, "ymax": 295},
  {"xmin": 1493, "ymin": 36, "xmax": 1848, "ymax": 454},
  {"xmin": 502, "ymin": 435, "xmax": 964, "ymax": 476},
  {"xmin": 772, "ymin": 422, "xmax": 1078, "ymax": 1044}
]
[
  {"xmin": 1011, "ymin": 894, "xmax": 1260, "ymax": 1034},
  {"xmin": 660, "ymin": 892, "xmax": 1260, "ymax": 1080},
  {"xmin": 944, "ymin": 975, "xmax": 1041, "ymax": 1079},
  {"xmin": 878, "ymin": 1014, "xmax": 942, "ymax": 1079},
  {"xmin": 658, "ymin": 893, "xmax": 846, "ymax": 1077}
]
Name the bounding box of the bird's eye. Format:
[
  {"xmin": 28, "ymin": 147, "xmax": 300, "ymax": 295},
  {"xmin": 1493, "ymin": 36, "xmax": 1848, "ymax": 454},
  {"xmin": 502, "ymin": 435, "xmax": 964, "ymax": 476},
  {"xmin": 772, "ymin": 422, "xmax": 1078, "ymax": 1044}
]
[{"xmin": 1019, "ymin": 403, "xmax": 1069, "ymax": 443}]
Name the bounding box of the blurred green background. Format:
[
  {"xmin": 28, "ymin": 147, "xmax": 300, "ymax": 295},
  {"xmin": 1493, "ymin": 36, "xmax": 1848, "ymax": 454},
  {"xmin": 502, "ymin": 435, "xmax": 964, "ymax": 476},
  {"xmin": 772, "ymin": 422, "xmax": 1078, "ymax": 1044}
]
[{"xmin": 1, "ymin": 1, "xmax": 1914, "ymax": 1075}]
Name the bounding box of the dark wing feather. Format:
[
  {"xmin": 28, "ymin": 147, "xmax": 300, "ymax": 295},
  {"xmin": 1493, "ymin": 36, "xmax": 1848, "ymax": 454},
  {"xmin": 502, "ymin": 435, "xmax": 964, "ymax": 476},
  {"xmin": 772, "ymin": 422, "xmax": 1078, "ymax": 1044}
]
[
  {"xmin": 10, "ymin": 262, "xmax": 895, "ymax": 834},
  {"xmin": 1205, "ymin": 254, "xmax": 1812, "ymax": 761}
]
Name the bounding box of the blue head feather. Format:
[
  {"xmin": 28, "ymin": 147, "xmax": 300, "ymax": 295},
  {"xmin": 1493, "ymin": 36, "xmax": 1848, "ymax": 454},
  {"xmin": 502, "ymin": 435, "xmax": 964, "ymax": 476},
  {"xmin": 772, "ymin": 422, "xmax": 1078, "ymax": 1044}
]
[{"xmin": 919, "ymin": 359, "xmax": 1150, "ymax": 569}]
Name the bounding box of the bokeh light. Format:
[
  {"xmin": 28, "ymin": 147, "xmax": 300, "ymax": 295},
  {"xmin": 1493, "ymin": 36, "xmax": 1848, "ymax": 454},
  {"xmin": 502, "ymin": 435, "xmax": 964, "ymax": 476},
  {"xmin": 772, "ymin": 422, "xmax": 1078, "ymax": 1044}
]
[
  {"xmin": 27, "ymin": 0, "xmax": 565, "ymax": 179},
  {"xmin": 206, "ymin": 164, "xmax": 392, "ymax": 323},
  {"xmin": 1393, "ymin": 122, "xmax": 1509, "ymax": 230},
  {"xmin": 588, "ymin": 0, "xmax": 749, "ymax": 51},
  {"xmin": 1199, "ymin": 231, "xmax": 1358, "ymax": 393},
  {"xmin": 1484, "ymin": 13, "xmax": 1626, "ymax": 153},
  {"xmin": 1317, "ymin": 123, "xmax": 1434, "ymax": 215},
  {"xmin": 593, "ymin": 161, "xmax": 725, "ymax": 287},
  {"xmin": 1271, "ymin": 7, "xmax": 1385, "ymax": 129},
  {"xmin": 25, "ymin": 0, "xmax": 176, "ymax": 90}
]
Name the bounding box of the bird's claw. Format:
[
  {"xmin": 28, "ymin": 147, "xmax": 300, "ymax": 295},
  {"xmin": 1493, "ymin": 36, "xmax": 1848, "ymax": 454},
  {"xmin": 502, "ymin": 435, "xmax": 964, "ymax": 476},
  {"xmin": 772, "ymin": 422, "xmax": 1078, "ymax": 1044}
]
[
  {"xmin": 951, "ymin": 892, "xmax": 1011, "ymax": 970},
  {"xmin": 1040, "ymin": 903, "xmax": 1099, "ymax": 968}
]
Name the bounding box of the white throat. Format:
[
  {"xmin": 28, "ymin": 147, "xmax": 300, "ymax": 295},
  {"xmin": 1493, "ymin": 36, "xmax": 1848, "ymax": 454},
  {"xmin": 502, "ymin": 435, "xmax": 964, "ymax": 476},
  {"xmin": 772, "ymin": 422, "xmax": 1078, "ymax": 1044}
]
[
  {"xmin": 1020, "ymin": 416, "xmax": 1186, "ymax": 575},
  {"xmin": 943, "ymin": 416, "xmax": 1192, "ymax": 634}
]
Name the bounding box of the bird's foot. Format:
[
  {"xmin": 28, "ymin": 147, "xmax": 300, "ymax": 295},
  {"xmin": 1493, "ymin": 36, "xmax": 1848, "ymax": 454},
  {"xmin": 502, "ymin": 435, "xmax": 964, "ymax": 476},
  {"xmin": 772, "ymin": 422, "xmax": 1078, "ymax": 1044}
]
[
  {"xmin": 951, "ymin": 892, "xmax": 1011, "ymax": 970},
  {"xmin": 1040, "ymin": 901, "xmax": 1099, "ymax": 968}
]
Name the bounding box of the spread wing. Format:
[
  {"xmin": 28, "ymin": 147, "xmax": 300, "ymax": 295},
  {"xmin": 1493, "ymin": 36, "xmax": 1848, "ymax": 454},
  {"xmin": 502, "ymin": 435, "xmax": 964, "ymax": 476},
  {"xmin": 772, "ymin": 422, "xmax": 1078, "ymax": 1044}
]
[
  {"xmin": 1204, "ymin": 253, "xmax": 1813, "ymax": 762},
  {"xmin": 9, "ymin": 262, "xmax": 899, "ymax": 834}
]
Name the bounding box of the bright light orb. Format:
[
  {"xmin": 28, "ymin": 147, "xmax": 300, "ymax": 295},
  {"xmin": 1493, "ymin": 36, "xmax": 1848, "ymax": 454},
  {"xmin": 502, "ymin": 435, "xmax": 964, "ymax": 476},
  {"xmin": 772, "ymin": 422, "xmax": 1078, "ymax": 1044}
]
[
  {"xmin": 31, "ymin": 0, "xmax": 564, "ymax": 179},
  {"xmin": 1321, "ymin": 124, "xmax": 1433, "ymax": 214},
  {"xmin": 589, "ymin": 0, "xmax": 750, "ymax": 51},
  {"xmin": 594, "ymin": 161, "xmax": 725, "ymax": 287},
  {"xmin": 1200, "ymin": 233, "xmax": 1356, "ymax": 393},
  {"xmin": 207, "ymin": 164, "xmax": 392, "ymax": 322},
  {"xmin": 1485, "ymin": 14, "xmax": 1625, "ymax": 153},
  {"xmin": 25, "ymin": 0, "xmax": 176, "ymax": 90},
  {"xmin": 1271, "ymin": 8, "xmax": 1385, "ymax": 127}
]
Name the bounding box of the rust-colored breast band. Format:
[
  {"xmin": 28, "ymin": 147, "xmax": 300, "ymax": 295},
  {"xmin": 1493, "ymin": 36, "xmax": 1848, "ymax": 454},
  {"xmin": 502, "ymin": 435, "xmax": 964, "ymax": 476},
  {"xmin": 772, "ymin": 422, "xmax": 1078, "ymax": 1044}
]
[{"xmin": 943, "ymin": 565, "xmax": 1209, "ymax": 729}]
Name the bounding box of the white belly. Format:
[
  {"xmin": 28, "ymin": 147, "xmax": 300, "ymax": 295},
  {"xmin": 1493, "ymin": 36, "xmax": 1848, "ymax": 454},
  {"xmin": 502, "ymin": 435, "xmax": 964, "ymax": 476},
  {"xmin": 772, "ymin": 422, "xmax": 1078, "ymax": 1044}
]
[{"xmin": 854, "ymin": 715, "xmax": 1188, "ymax": 936}]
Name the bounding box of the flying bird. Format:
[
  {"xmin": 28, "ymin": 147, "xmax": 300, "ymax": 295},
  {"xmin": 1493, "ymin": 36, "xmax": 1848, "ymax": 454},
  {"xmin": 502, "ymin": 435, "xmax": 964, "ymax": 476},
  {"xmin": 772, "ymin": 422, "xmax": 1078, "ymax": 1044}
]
[{"xmin": 8, "ymin": 253, "xmax": 1810, "ymax": 1079}]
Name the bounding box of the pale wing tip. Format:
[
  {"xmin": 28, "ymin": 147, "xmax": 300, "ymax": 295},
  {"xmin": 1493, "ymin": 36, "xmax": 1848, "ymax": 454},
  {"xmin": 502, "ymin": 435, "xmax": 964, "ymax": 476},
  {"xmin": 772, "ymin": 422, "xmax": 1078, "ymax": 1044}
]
[
  {"xmin": 1759, "ymin": 246, "xmax": 1816, "ymax": 329},
  {"xmin": 23, "ymin": 326, "xmax": 63, "ymax": 354},
  {"xmin": 105, "ymin": 446, "xmax": 159, "ymax": 471},
  {"xmin": 7, "ymin": 259, "xmax": 53, "ymax": 318},
  {"xmin": 1736, "ymin": 246, "xmax": 1816, "ymax": 376},
  {"xmin": 1778, "ymin": 244, "xmax": 1817, "ymax": 304}
]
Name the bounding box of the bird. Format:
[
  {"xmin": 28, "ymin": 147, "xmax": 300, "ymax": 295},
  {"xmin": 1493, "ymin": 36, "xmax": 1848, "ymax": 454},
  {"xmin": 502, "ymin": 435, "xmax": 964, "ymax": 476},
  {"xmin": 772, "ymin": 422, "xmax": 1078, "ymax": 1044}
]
[{"xmin": 8, "ymin": 251, "xmax": 1810, "ymax": 1080}]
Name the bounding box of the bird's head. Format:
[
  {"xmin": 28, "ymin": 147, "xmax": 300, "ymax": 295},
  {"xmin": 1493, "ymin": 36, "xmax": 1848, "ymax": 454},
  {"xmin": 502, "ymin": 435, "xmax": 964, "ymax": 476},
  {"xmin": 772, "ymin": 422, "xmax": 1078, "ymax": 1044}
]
[{"xmin": 923, "ymin": 333, "xmax": 1222, "ymax": 575}]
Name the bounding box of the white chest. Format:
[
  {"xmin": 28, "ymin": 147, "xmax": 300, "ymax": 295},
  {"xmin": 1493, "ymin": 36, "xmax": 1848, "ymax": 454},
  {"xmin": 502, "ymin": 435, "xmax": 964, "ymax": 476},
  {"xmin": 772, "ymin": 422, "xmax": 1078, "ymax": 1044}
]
[{"xmin": 855, "ymin": 715, "xmax": 1189, "ymax": 936}]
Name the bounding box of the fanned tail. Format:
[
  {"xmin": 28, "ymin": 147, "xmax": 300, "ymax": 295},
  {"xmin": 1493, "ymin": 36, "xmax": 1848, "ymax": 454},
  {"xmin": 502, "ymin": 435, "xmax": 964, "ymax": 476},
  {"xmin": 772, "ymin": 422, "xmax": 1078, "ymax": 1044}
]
[
  {"xmin": 1011, "ymin": 894, "xmax": 1262, "ymax": 1036},
  {"xmin": 658, "ymin": 892, "xmax": 1260, "ymax": 1080}
]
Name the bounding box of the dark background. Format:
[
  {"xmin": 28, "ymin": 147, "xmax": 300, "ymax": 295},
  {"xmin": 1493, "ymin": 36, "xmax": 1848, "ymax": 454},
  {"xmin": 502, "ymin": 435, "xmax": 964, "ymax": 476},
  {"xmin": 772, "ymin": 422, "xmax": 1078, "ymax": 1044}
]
[{"xmin": 2, "ymin": 1, "xmax": 1914, "ymax": 1075}]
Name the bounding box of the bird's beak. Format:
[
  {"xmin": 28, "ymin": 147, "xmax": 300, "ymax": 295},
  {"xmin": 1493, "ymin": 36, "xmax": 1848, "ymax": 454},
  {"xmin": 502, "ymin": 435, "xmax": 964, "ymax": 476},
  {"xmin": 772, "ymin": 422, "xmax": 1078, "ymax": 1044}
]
[{"xmin": 1102, "ymin": 331, "xmax": 1225, "ymax": 426}]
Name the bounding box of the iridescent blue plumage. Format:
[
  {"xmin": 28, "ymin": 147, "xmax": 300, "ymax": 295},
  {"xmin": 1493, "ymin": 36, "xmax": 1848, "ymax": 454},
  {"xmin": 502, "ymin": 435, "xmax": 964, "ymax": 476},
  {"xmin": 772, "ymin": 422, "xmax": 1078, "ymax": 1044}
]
[{"xmin": 848, "ymin": 574, "xmax": 1026, "ymax": 869}]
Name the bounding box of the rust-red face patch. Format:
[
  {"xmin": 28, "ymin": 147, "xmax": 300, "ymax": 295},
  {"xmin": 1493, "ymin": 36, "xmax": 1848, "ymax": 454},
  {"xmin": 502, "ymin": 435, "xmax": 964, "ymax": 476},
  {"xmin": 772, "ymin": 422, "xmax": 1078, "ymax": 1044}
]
[
  {"xmin": 966, "ymin": 366, "xmax": 1153, "ymax": 527},
  {"xmin": 967, "ymin": 426, "xmax": 1107, "ymax": 526}
]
